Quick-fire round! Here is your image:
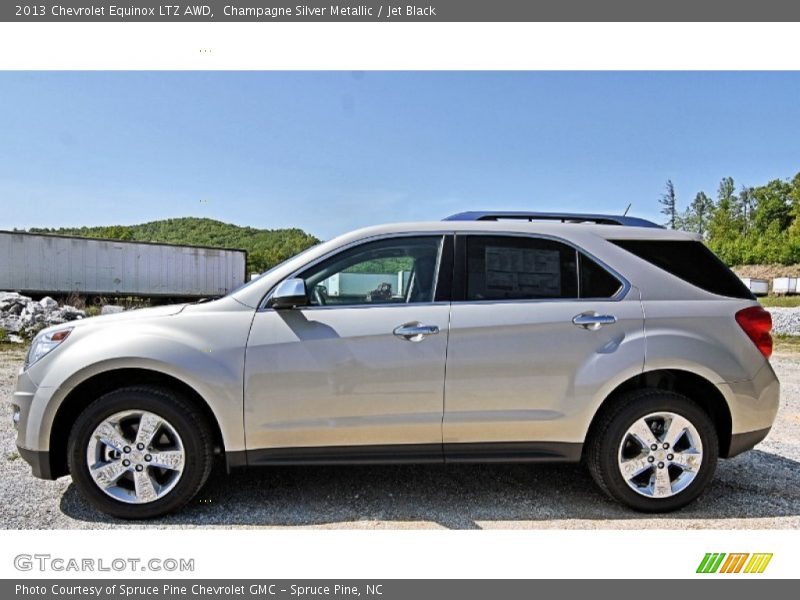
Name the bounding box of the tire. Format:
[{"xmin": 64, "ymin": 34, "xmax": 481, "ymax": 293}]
[
  {"xmin": 587, "ymin": 389, "xmax": 719, "ymax": 512},
  {"xmin": 68, "ymin": 386, "xmax": 214, "ymax": 519}
]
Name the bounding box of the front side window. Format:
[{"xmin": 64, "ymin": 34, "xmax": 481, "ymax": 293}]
[
  {"xmin": 299, "ymin": 236, "xmax": 443, "ymax": 306},
  {"xmin": 465, "ymin": 235, "xmax": 622, "ymax": 301}
]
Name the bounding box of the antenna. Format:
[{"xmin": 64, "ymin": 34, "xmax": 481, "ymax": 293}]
[{"xmin": 622, "ymin": 203, "xmax": 632, "ymax": 216}]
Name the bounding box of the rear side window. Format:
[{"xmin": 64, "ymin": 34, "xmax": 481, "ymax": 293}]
[
  {"xmin": 611, "ymin": 239, "xmax": 754, "ymax": 300},
  {"xmin": 464, "ymin": 236, "xmax": 623, "ymax": 301},
  {"xmin": 466, "ymin": 236, "xmax": 577, "ymax": 300}
]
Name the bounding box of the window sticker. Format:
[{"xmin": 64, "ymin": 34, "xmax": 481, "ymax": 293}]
[{"xmin": 485, "ymin": 246, "xmax": 561, "ymax": 297}]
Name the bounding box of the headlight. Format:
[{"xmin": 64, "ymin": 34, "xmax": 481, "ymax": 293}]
[{"xmin": 24, "ymin": 327, "xmax": 73, "ymax": 370}]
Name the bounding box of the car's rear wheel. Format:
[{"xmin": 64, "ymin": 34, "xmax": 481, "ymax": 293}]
[
  {"xmin": 587, "ymin": 389, "xmax": 718, "ymax": 512},
  {"xmin": 68, "ymin": 386, "xmax": 214, "ymax": 519}
]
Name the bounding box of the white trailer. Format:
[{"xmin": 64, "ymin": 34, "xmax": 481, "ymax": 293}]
[
  {"xmin": 739, "ymin": 277, "xmax": 769, "ymax": 297},
  {"xmin": 772, "ymin": 277, "xmax": 799, "ymax": 295},
  {"xmin": 0, "ymin": 230, "xmax": 247, "ymax": 299},
  {"xmin": 322, "ymin": 271, "xmax": 412, "ymax": 298}
]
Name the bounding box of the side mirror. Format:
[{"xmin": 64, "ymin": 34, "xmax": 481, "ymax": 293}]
[{"xmin": 268, "ymin": 278, "xmax": 309, "ymax": 309}]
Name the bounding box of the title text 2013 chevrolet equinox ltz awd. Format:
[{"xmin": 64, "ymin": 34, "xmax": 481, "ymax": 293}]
[{"xmin": 11, "ymin": 212, "xmax": 779, "ymax": 519}]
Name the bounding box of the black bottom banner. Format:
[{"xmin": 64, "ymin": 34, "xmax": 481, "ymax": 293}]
[{"xmin": 4, "ymin": 580, "xmax": 794, "ymax": 600}]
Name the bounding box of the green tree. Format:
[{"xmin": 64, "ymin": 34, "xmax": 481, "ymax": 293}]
[
  {"xmin": 786, "ymin": 172, "xmax": 800, "ymax": 242},
  {"xmin": 106, "ymin": 225, "xmax": 135, "ymax": 240},
  {"xmin": 706, "ymin": 177, "xmax": 746, "ymax": 264},
  {"xmin": 718, "ymin": 177, "xmax": 740, "ymax": 215},
  {"xmin": 682, "ymin": 191, "xmax": 715, "ymax": 236},
  {"xmin": 29, "ymin": 217, "xmax": 321, "ymax": 275},
  {"xmin": 739, "ymin": 186, "xmax": 756, "ymax": 233},
  {"xmin": 659, "ymin": 180, "xmax": 680, "ymax": 229},
  {"xmin": 751, "ymin": 179, "xmax": 793, "ymax": 233}
]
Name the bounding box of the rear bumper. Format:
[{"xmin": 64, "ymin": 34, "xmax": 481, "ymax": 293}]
[
  {"xmin": 726, "ymin": 427, "xmax": 771, "ymax": 458},
  {"xmin": 720, "ymin": 360, "xmax": 780, "ymax": 447},
  {"xmin": 17, "ymin": 446, "xmax": 56, "ymax": 480}
]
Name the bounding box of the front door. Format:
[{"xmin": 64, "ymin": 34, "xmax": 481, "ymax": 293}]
[{"xmin": 244, "ymin": 234, "xmax": 452, "ymax": 460}]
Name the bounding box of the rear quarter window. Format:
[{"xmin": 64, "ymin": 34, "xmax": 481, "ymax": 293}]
[
  {"xmin": 579, "ymin": 253, "xmax": 623, "ymax": 298},
  {"xmin": 611, "ymin": 239, "xmax": 754, "ymax": 300}
]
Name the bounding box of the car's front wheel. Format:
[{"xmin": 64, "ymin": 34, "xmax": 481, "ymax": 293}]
[
  {"xmin": 68, "ymin": 386, "xmax": 214, "ymax": 519},
  {"xmin": 587, "ymin": 389, "xmax": 719, "ymax": 512}
]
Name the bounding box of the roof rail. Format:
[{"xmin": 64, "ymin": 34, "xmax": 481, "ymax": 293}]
[{"xmin": 443, "ymin": 211, "xmax": 662, "ymax": 228}]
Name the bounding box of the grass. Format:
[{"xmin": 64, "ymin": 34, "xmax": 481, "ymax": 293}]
[
  {"xmin": 758, "ymin": 295, "xmax": 800, "ymax": 307},
  {"xmin": 0, "ymin": 342, "xmax": 26, "ymax": 353},
  {"xmin": 773, "ymin": 334, "xmax": 800, "ymax": 353}
]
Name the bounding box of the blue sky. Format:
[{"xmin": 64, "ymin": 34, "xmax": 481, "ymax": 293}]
[{"xmin": 1, "ymin": 71, "xmax": 799, "ymax": 240}]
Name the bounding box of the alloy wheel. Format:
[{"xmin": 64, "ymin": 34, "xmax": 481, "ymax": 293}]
[
  {"xmin": 617, "ymin": 411, "xmax": 703, "ymax": 498},
  {"xmin": 85, "ymin": 410, "xmax": 185, "ymax": 504}
]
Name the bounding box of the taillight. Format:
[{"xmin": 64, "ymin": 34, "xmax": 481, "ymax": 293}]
[{"xmin": 735, "ymin": 306, "xmax": 773, "ymax": 359}]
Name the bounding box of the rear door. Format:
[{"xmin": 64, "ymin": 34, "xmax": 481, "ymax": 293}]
[{"xmin": 443, "ymin": 233, "xmax": 645, "ymax": 459}]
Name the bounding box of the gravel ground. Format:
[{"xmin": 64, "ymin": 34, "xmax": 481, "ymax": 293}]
[
  {"xmin": 1, "ymin": 346, "xmax": 798, "ymax": 530},
  {"xmin": 766, "ymin": 307, "xmax": 800, "ymax": 336}
]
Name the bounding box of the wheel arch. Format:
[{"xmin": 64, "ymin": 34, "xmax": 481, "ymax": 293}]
[
  {"xmin": 586, "ymin": 368, "xmax": 734, "ymax": 458},
  {"xmin": 48, "ymin": 368, "xmax": 226, "ymax": 478}
]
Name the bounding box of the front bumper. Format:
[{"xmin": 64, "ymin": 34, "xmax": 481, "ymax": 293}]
[
  {"xmin": 11, "ymin": 366, "xmax": 37, "ymax": 450},
  {"xmin": 17, "ymin": 447, "xmax": 56, "ymax": 480},
  {"xmin": 11, "ymin": 364, "xmax": 59, "ymax": 479}
]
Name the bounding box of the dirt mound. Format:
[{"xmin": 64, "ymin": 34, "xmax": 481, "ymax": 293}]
[{"xmin": 733, "ymin": 265, "xmax": 800, "ymax": 280}]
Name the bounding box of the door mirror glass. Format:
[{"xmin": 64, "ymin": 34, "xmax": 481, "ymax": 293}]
[{"xmin": 268, "ymin": 278, "xmax": 309, "ymax": 309}]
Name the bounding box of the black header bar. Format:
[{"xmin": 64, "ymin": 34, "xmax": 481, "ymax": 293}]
[{"xmin": 4, "ymin": 1, "xmax": 800, "ymax": 22}]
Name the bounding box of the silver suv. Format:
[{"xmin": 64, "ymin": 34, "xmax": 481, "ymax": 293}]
[{"xmin": 11, "ymin": 212, "xmax": 779, "ymax": 519}]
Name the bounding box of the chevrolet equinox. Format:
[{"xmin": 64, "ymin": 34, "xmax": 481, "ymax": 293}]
[{"xmin": 11, "ymin": 212, "xmax": 779, "ymax": 518}]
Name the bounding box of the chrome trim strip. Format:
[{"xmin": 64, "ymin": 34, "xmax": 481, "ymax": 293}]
[{"xmin": 268, "ymin": 301, "xmax": 452, "ymax": 312}]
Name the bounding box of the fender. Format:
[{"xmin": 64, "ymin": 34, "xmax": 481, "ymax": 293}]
[
  {"xmin": 641, "ymin": 299, "xmax": 767, "ymax": 384},
  {"xmin": 24, "ymin": 308, "xmax": 254, "ymax": 453}
]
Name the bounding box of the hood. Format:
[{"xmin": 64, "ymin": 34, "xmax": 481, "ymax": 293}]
[{"xmin": 39, "ymin": 303, "xmax": 188, "ymax": 335}]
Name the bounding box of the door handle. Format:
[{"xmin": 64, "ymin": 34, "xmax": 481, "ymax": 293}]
[
  {"xmin": 572, "ymin": 312, "xmax": 617, "ymax": 331},
  {"xmin": 393, "ymin": 322, "xmax": 440, "ymax": 342}
]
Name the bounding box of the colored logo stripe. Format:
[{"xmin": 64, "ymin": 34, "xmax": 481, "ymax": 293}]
[
  {"xmin": 744, "ymin": 553, "xmax": 773, "ymax": 574},
  {"xmin": 697, "ymin": 553, "xmax": 772, "ymax": 574},
  {"xmin": 720, "ymin": 553, "xmax": 749, "ymax": 573},
  {"xmin": 697, "ymin": 553, "xmax": 726, "ymax": 573}
]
